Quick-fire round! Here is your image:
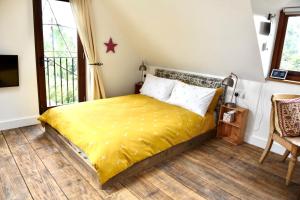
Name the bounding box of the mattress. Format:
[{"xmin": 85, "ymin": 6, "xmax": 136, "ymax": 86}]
[{"xmin": 39, "ymin": 94, "xmax": 215, "ymax": 184}]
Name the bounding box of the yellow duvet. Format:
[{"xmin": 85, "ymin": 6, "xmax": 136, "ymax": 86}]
[{"xmin": 39, "ymin": 94, "xmax": 215, "ymax": 184}]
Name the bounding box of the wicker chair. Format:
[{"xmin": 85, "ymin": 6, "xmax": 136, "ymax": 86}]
[{"xmin": 259, "ymin": 94, "xmax": 300, "ymax": 185}]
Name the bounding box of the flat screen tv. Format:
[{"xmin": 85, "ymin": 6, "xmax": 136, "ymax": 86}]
[{"xmin": 0, "ymin": 55, "xmax": 19, "ymax": 87}]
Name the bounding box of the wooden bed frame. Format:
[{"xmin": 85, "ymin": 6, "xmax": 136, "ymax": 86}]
[
  {"xmin": 44, "ymin": 69, "xmax": 225, "ymax": 189},
  {"xmin": 45, "ymin": 124, "xmax": 216, "ymax": 189}
]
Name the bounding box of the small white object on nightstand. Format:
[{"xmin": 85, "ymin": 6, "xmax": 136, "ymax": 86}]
[{"xmin": 223, "ymin": 110, "xmax": 235, "ymax": 123}]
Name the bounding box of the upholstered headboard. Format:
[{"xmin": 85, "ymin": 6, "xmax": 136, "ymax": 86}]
[{"xmin": 155, "ymin": 69, "xmax": 225, "ymax": 116}]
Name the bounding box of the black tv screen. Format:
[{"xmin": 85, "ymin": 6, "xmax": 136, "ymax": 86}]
[{"xmin": 0, "ymin": 55, "xmax": 19, "ymax": 87}]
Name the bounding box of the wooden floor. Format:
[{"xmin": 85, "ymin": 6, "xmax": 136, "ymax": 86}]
[{"xmin": 1, "ymin": 125, "xmax": 300, "ymax": 200}]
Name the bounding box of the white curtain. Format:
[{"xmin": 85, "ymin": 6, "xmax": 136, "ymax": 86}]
[{"xmin": 70, "ymin": 0, "xmax": 106, "ymax": 99}]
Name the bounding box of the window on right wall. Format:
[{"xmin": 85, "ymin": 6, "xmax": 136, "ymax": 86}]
[{"xmin": 270, "ymin": 7, "xmax": 300, "ymax": 82}]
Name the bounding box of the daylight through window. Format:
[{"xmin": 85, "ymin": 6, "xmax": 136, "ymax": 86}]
[{"xmin": 270, "ymin": 8, "xmax": 300, "ymax": 82}]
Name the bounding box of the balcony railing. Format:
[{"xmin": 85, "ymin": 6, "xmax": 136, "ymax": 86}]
[{"xmin": 44, "ymin": 57, "xmax": 78, "ymax": 107}]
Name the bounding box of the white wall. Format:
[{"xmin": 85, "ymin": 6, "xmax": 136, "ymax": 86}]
[
  {"xmin": 0, "ymin": 0, "xmax": 40, "ymax": 130},
  {"xmin": 90, "ymin": 0, "xmax": 142, "ymax": 98},
  {"xmin": 251, "ymin": 0, "xmax": 300, "ymax": 76},
  {"xmin": 237, "ymin": 0, "xmax": 300, "ymax": 154},
  {"xmin": 233, "ymin": 80, "xmax": 300, "ymax": 154},
  {"xmin": 101, "ymin": 0, "xmax": 265, "ymax": 82},
  {"xmin": 0, "ymin": 0, "xmax": 142, "ymax": 130},
  {"xmin": 1, "ymin": 0, "xmax": 300, "ymax": 155},
  {"xmin": 103, "ymin": 0, "xmax": 300, "ymax": 154}
]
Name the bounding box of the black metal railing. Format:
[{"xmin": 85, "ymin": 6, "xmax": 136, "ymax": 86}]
[{"xmin": 44, "ymin": 57, "xmax": 78, "ymax": 107}]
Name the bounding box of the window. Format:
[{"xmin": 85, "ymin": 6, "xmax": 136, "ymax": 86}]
[
  {"xmin": 270, "ymin": 8, "xmax": 300, "ymax": 82},
  {"xmin": 33, "ymin": 0, "xmax": 86, "ymax": 113}
]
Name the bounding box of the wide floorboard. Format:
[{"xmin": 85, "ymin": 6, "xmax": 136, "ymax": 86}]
[{"xmin": 0, "ymin": 125, "xmax": 300, "ymax": 200}]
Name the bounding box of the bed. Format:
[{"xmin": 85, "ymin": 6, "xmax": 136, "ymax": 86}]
[{"xmin": 39, "ymin": 69, "xmax": 225, "ymax": 189}]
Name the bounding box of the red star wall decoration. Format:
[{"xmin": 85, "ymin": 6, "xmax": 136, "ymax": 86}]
[{"xmin": 104, "ymin": 37, "xmax": 118, "ymax": 53}]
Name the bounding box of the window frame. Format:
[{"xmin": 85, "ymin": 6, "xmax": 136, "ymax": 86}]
[
  {"xmin": 32, "ymin": 0, "xmax": 86, "ymax": 114},
  {"xmin": 270, "ymin": 10, "xmax": 300, "ymax": 82}
]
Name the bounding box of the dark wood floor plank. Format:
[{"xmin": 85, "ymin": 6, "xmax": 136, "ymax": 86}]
[
  {"xmin": 35, "ymin": 144, "xmax": 60, "ymax": 158},
  {"xmin": 142, "ymin": 168, "xmax": 206, "ymax": 200},
  {"xmin": 0, "ymin": 133, "xmax": 11, "ymax": 157},
  {"xmin": 185, "ymin": 147, "xmax": 299, "ymax": 200},
  {"xmin": 158, "ymin": 159, "xmax": 239, "ymax": 200},
  {"xmin": 121, "ymin": 174, "xmax": 173, "ymax": 200},
  {"xmin": 21, "ymin": 125, "xmax": 44, "ymax": 141},
  {"xmin": 243, "ymin": 142, "xmax": 300, "ymax": 181},
  {"xmin": 160, "ymin": 157, "xmax": 247, "ymax": 200},
  {"xmin": 171, "ymin": 154, "xmax": 264, "ymax": 200},
  {"xmin": 34, "ymin": 144, "xmax": 104, "ymax": 200},
  {"xmin": 206, "ymin": 139, "xmax": 300, "ymax": 183},
  {"xmin": 0, "ymin": 157, "xmax": 33, "ymax": 200},
  {"xmin": 47, "ymin": 133, "xmax": 101, "ymax": 189},
  {"xmin": 40, "ymin": 152, "xmax": 72, "ymax": 172},
  {"xmin": 0, "ymin": 133, "xmax": 33, "ymax": 200},
  {"xmin": 6, "ymin": 137, "xmax": 67, "ymax": 199},
  {"xmin": 30, "ymin": 134, "xmax": 54, "ymax": 151},
  {"xmin": 49, "ymin": 166, "xmax": 103, "ymax": 200},
  {"xmin": 30, "ymin": 132, "xmax": 135, "ymax": 200},
  {"xmin": 2, "ymin": 128, "xmax": 28, "ymax": 147},
  {"xmin": 20, "ymin": 126, "xmax": 55, "ymax": 152},
  {"xmin": 38, "ymin": 147, "xmax": 139, "ymax": 200},
  {"xmin": 60, "ymin": 153, "xmax": 118, "ymax": 199},
  {"xmin": 112, "ymin": 183, "xmax": 140, "ymax": 200},
  {"xmin": 2, "ymin": 125, "xmax": 299, "ymax": 200},
  {"xmin": 203, "ymin": 140, "xmax": 300, "ymax": 187}
]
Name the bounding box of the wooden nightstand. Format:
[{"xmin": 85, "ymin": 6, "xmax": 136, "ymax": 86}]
[
  {"xmin": 135, "ymin": 82, "xmax": 143, "ymax": 94},
  {"xmin": 217, "ymin": 105, "xmax": 249, "ymax": 145}
]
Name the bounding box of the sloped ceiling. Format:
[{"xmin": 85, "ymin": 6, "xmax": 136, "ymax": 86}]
[
  {"xmin": 100, "ymin": 0, "xmax": 265, "ymax": 81},
  {"xmin": 251, "ymin": 0, "xmax": 299, "ymax": 15},
  {"xmin": 250, "ymin": 0, "xmax": 300, "ymax": 77}
]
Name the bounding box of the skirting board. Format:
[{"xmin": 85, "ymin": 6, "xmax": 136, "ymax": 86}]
[
  {"xmin": 245, "ymin": 135, "xmax": 285, "ymax": 155},
  {"xmin": 0, "ymin": 116, "xmax": 40, "ymax": 131}
]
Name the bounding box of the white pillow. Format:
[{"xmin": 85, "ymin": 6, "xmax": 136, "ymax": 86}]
[
  {"xmin": 167, "ymin": 81, "xmax": 216, "ymax": 116},
  {"xmin": 140, "ymin": 74, "xmax": 175, "ymax": 101}
]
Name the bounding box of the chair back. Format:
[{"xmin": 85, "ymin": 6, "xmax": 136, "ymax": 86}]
[
  {"xmin": 270, "ymin": 94, "xmax": 300, "ymax": 136},
  {"xmin": 271, "ymin": 94, "xmax": 300, "ymax": 102}
]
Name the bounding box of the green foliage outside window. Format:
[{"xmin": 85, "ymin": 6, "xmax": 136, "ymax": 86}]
[
  {"xmin": 280, "ymin": 16, "xmax": 300, "ymax": 72},
  {"xmin": 42, "ymin": 0, "xmax": 79, "ymax": 106}
]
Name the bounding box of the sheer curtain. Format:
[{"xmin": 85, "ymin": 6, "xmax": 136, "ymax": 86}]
[{"xmin": 70, "ymin": 0, "xmax": 106, "ymax": 99}]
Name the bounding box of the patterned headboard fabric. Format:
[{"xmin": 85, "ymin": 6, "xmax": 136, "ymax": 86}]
[{"xmin": 155, "ymin": 69, "xmax": 225, "ymax": 116}]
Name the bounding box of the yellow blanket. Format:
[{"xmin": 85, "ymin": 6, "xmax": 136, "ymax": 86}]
[{"xmin": 39, "ymin": 94, "xmax": 215, "ymax": 184}]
